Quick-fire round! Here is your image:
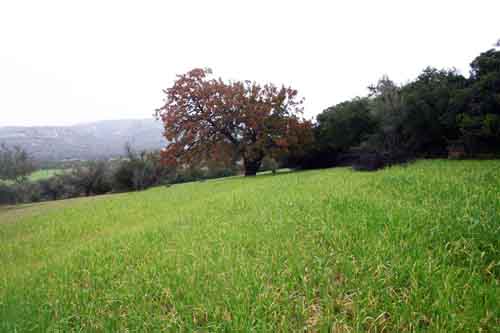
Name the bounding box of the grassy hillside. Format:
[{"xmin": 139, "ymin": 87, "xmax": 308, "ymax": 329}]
[{"xmin": 1, "ymin": 160, "xmax": 499, "ymax": 332}]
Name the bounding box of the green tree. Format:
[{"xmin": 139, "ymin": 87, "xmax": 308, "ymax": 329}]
[
  {"xmin": 69, "ymin": 161, "xmax": 112, "ymax": 196},
  {"xmin": 363, "ymin": 76, "xmax": 408, "ymax": 156},
  {"xmin": 114, "ymin": 144, "xmax": 172, "ymax": 191},
  {"xmin": 0, "ymin": 144, "xmax": 35, "ymax": 184},
  {"xmin": 458, "ymin": 49, "xmax": 500, "ymax": 153},
  {"xmin": 400, "ymin": 67, "xmax": 467, "ymax": 155},
  {"xmin": 316, "ymin": 97, "xmax": 377, "ymax": 152},
  {"xmin": 38, "ymin": 176, "xmax": 69, "ymax": 201}
]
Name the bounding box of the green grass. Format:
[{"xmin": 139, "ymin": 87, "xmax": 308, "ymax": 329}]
[
  {"xmin": 0, "ymin": 160, "xmax": 499, "ymax": 332},
  {"xmin": 0, "ymin": 169, "xmax": 64, "ymax": 185},
  {"xmin": 28, "ymin": 169, "xmax": 63, "ymax": 181}
]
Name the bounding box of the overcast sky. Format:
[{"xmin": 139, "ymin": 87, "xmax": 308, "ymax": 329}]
[{"xmin": 0, "ymin": 1, "xmax": 498, "ymax": 127}]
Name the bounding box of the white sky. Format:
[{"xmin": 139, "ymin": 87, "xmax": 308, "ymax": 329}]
[{"xmin": 0, "ymin": 0, "xmax": 499, "ymax": 126}]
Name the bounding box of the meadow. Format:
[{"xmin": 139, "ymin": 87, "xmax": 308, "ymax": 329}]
[
  {"xmin": 28, "ymin": 169, "xmax": 64, "ymax": 181},
  {"xmin": 0, "ymin": 160, "xmax": 499, "ymax": 332},
  {"xmin": 0, "ymin": 169, "xmax": 63, "ymax": 185}
]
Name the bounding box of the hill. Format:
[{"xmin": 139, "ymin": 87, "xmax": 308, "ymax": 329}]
[
  {"xmin": 0, "ymin": 119, "xmax": 166, "ymax": 161},
  {"xmin": 0, "ymin": 160, "xmax": 499, "ymax": 331}
]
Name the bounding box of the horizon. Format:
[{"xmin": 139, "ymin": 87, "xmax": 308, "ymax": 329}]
[
  {"xmin": 1, "ymin": 1, "xmax": 499, "ymax": 127},
  {"xmin": 0, "ymin": 117, "xmax": 162, "ymax": 129}
]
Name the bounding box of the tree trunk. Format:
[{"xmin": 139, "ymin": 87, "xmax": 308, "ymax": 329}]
[{"xmin": 244, "ymin": 157, "xmax": 262, "ymax": 176}]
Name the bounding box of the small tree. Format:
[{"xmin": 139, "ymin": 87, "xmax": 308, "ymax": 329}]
[
  {"xmin": 364, "ymin": 76, "xmax": 408, "ymax": 158},
  {"xmin": 39, "ymin": 176, "xmax": 68, "ymax": 201},
  {"xmin": 13, "ymin": 181, "xmax": 42, "ymax": 203},
  {"xmin": 114, "ymin": 144, "xmax": 172, "ymax": 191},
  {"xmin": 69, "ymin": 161, "xmax": 112, "ymax": 196},
  {"xmin": 0, "ymin": 144, "xmax": 35, "ymax": 184},
  {"xmin": 156, "ymin": 68, "xmax": 311, "ymax": 176}
]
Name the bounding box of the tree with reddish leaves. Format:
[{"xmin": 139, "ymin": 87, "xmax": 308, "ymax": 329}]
[{"xmin": 156, "ymin": 68, "xmax": 312, "ymax": 176}]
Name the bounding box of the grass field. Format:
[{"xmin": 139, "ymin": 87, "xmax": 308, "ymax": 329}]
[
  {"xmin": 0, "ymin": 160, "xmax": 499, "ymax": 332},
  {"xmin": 0, "ymin": 169, "xmax": 63, "ymax": 185},
  {"xmin": 28, "ymin": 169, "xmax": 63, "ymax": 181}
]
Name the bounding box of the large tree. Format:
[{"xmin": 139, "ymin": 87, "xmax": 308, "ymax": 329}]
[{"xmin": 156, "ymin": 68, "xmax": 311, "ymax": 176}]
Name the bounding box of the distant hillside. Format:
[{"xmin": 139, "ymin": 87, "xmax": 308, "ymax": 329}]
[{"xmin": 0, "ymin": 119, "xmax": 166, "ymax": 161}]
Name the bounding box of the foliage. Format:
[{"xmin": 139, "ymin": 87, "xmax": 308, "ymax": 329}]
[
  {"xmin": 38, "ymin": 176, "xmax": 72, "ymax": 201},
  {"xmin": 316, "ymin": 97, "xmax": 377, "ymax": 152},
  {"xmin": 156, "ymin": 68, "xmax": 313, "ymax": 176},
  {"xmin": 457, "ymin": 49, "xmax": 500, "ymax": 153},
  {"xmin": 363, "ymin": 76, "xmax": 409, "ymax": 156},
  {"xmin": 0, "ymin": 160, "xmax": 498, "ymax": 331},
  {"xmin": 302, "ymin": 48, "xmax": 500, "ymax": 171},
  {"xmin": 113, "ymin": 144, "xmax": 172, "ymax": 191},
  {"xmin": 0, "ymin": 147, "xmax": 242, "ymax": 205},
  {"xmin": 0, "ymin": 144, "xmax": 35, "ymax": 184},
  {"xmin": 67, "ymin": 161, "xmax": 112, "ymax": 196},
  {"xmin": 11, "ymin": 181, "xmax": 42, "ymax": 203},
  {"xmin": 400, "ymin": 68, "xmax": 468, "ymax": 155}
]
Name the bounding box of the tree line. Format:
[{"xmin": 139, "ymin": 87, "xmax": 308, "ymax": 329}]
[
  {"xmin": 155, "ymin": 47, "xmax": 500, "ymax": 174},
  {"xmin": 0, "ymin": 144, "xmax": 241, "ymax": 205},
  {"xmin": 298, "ymin": 47, "xmax": 500, "ymax": 170}
]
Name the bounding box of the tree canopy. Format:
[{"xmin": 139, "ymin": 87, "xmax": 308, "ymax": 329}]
[
  {"xmin": 316, "ymin": 97, "xmax": 376, "ymax": 152},
  {"xmin": 301, "ymin": 48, "xmax": 500, "ymax": 170},
  {"xmin": 156, "ymin": 68, "xmax": 312, "ymax": 176},
  {"xmin": 0, "ymin": 144, "xmax": 35, "ymax": 184}
]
